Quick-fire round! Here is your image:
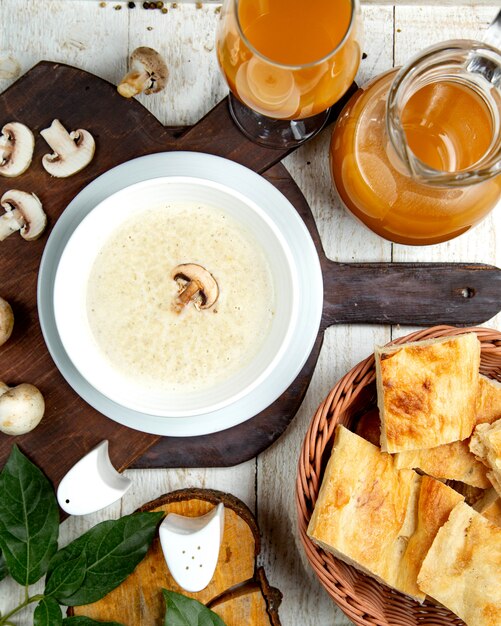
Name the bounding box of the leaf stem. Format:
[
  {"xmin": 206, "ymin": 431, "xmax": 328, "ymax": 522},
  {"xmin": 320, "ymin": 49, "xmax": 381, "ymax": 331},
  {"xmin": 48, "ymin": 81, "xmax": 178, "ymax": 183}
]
[{"xmin": 0, "ymin": 594, "xmax": 43, "ymax": 625}]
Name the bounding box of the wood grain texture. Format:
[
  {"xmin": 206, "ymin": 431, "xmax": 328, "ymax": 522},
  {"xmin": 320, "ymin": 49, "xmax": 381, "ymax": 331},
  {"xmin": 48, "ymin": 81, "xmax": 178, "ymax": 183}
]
[
  {"xmin": 0, "ymin": 61, "xmax": 493, "ymax": 479},
  {"xmin": 258, "ymin": 5, "xmax": 500, "ymax": 626},
  {"xmin": 209, "ymin": 569, "xmax": 282, "ymax": 626},
  {"xmin": 0, "ymin": 62, "xmax": 174, "ymax": 486},
  {"xmin": 70, "ymin": 489, "xmax": 282, "ymax": 626}
]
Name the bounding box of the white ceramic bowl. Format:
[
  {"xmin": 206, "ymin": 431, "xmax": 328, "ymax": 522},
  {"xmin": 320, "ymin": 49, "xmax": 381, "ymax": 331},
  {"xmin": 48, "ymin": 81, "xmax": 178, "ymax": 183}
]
[{"xmin": 54, "ymin": 176, "xmax": 298, "ymax": 417}]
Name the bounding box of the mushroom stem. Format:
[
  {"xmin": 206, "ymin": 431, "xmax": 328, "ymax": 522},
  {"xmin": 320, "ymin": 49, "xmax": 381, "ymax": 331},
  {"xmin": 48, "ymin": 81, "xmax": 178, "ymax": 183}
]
[
  {"xmin": 178, "ymin": 280, "xmax": 203, "ymax": 306},
  {"xmin": 117, "ymin": 47, "xmax": 168, "ymax": 98},
  {"xmin": 0, "ymin": 142, "xmax": 13, "ymax": 163},
  {"xmin": 0, "ymin": 207, "xmax": 22, "ymax": 241},
  {"xmin": 41, "ymin": 119, "xmax": 81, "ymax": 156},
  {"xmin": 0, "ymin": 122, "xmax": 35, "ymax": 178},
  {"xmin": 117, "ymin": 69, "xmax": 152, "ymax": 98},
  {"xmin": 40, "ymin": 120, "xmax": 95, "ymax": 178},
  {"xmin": 172, "ymin": 263, "xmax": 219, "ymax": 311},
  {"xmin": 0, "ymin": 191, "xmax": 46, "ymax": 241}
]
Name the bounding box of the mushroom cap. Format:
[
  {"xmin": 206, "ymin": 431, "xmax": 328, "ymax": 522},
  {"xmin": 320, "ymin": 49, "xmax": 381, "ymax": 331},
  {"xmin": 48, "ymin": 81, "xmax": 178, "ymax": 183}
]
[
  {"xmin": 130, "ymin": 46, "xmax": 168, "ymax": 93},
  {"xmin": 0, "ymin": 122, "xmax": 34, "ymax": 178},
  {"xmin": 0, "ymin": 383, "xmax": 45, "ymax": 435},
  {"xmin": 41, "ymin": 119, "xmax": 95, "ymax": 178},
  {"xmin": 172, "ymin": 263, "xmax": 219, "ymax": 309},
  {"xmin": 1, "ymin": 189, "xmax": 47, "ymax": 240},
  {"xmin": 0, "ymin": 297, "xmax": 14, "ymax": 346}
]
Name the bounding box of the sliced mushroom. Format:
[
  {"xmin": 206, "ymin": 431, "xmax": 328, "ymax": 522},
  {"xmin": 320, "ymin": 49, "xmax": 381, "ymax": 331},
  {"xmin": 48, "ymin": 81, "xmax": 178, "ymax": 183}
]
[
  {"xmin": 172, "ymin": 263, "xmax": 219, "ymax": 311},
  {"xmin": 40, "ymin": 119, "xmax": 95, "ymax": 178},
  {"xmin": 0, "ymin": 122, "xmax": 34, "ymax": 177},
  {"xmin": 0, "ymin": 382, "xmax": 45, "ymax": 435},
  {"xmin": 117, "ymin": 47, "xmax": 168, "ymax": 98},
  {"xmin": 0, "ymin": 190, "xmax": 46, "ymax": 241},
  {"xmin": 0, "ymin": 297, "xmax": 14, "ymax": 346}
]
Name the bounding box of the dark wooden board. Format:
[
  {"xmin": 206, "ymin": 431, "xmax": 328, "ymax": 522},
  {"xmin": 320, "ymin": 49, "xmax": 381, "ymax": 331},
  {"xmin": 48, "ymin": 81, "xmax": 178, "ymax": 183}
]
[{"xmin": 0, "ymin": 62, "xmax": 500, "ymax": 481}]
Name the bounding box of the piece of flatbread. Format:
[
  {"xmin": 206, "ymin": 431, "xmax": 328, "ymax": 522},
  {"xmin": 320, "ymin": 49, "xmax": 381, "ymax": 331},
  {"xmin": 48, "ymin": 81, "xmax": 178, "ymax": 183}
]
[
  {"xmin": 474, "ymin": 488, "xmax": 501, "ymax": 527},
  {"xmin": 394, "ymin": 439, "xmax": 490, "ymax": 488},
  {"xmin": 307, "ymin": 426, "xmax": 462, "ymax": 601},
  {"xmin": 396, "ymin": 474, "xmax": 463, "ymax": 598},
  {"xmin": 418, "ymin": 501, "xmax": 501, "ymax": 626},
  {"xmin": 394, "ymin": 376, "xmax": 501, "ymax": 487},
  {"xmin": 476, "ymin": 375, "xmax": 501, "ymax": 425},
  {"xmin": 376, "ymin": 333, "xmax": 480, "ymax": 453},
  {"xmin": 470, "ymin": 418, "xmax": 501, "ymax": 498}
]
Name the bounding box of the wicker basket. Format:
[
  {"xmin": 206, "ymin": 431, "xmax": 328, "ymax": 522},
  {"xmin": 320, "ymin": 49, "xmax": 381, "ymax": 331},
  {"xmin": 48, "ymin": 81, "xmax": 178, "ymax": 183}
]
[{"xmin": 296, "ymin": 325, "xmax": 501, "ymax": 626}]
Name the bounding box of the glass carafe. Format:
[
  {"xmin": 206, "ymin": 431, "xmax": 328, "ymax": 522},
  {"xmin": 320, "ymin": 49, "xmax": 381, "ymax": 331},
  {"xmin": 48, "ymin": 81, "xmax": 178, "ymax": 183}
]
[{"xmin": 330, "ymin": 39, "xmax": 501, "ymax": 245}]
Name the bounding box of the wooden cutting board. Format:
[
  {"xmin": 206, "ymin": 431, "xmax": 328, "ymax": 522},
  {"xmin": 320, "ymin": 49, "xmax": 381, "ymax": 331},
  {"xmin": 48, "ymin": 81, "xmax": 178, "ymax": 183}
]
[{"xmin": 0, "ymin": 62, "xmax": 500, "ymax": 484}]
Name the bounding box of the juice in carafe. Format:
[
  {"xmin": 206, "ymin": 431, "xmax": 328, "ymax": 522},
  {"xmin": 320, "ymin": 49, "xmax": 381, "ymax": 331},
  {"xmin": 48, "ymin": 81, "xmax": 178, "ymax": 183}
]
[
  {"xmin": 217, "ymin": 0, "xmax": 361, "ymax": 120},
  {"xmin": 331, "ymin": 67, "xmax": 501, "ymax": 245},
  {"xmin": 401, "ymin": 82, "xmax": 493, "ymax": 172}
]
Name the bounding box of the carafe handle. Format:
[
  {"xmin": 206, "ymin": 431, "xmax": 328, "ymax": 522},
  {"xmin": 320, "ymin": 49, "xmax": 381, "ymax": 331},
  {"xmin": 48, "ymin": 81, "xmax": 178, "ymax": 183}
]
[
  {"xmin": 467, "ymin": 10, "xmax": 501, "ymax": 84},
  {"xmin": 484, "ymin": 9, "xmax": 501, "ymax": 49}
]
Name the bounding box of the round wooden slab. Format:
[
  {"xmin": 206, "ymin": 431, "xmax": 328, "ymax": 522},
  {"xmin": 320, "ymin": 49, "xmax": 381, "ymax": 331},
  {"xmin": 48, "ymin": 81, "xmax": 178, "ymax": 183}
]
[{"xmin": 69, "ymin": 488, "xmax": 282, "ymax": 626}]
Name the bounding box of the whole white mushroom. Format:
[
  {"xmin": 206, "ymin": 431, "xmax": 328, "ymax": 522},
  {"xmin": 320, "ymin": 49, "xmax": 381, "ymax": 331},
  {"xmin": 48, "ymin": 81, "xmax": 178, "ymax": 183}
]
[
  {"xmin": 0, "ymin": 297, "xmax": 14, "ymax": 346},
  {"xmin": 0, "ymin": 382, "xmax": 45, "ymax": 435}
]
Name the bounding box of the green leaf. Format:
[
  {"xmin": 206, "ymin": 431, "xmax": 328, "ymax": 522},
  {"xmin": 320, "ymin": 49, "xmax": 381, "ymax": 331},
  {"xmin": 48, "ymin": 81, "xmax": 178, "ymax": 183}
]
[
  {"xmin": 62, "ymin": 618, "xmax": 124, "ymax": 626},
  {"xmin": 46, "ymin": 511, "xmax": 163, "ymax": 606},
  {"xmin": 0, "ymin": 548, "xmax": 7, "ymax": 582},
  {"xmin": 34, "ymin": 597, "xmax": 63, "ymax": 626},
  {"xmin": 45, "ymin": 551, "xmax": 87, "ymax": 599},
  {"xmin": 163, "ymin": 590, "xmax": 227, "ymax": 626},
  {"xmin": 0, "ymin": 445, "xmax": 59, "ymax": 585}
]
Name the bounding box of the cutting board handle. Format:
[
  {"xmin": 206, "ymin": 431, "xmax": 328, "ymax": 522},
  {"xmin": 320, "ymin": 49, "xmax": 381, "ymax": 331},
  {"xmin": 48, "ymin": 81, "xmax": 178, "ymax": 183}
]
[{"xmin": 320, "ymin": 259, "xmax": 501, "ymax": 328}]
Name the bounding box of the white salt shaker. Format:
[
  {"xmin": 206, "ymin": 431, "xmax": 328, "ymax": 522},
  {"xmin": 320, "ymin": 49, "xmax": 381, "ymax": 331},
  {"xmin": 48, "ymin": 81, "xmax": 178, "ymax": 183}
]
[{"xmin": 159, "ymin": 503, "xmax": 225, "ymax": 592}]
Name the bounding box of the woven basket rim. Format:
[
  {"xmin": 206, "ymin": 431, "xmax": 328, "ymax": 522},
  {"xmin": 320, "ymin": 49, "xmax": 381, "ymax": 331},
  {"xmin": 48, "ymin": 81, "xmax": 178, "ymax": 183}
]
[{"xmin": 296, "ymin": 325, "xmax": 501, "ymax": 626}]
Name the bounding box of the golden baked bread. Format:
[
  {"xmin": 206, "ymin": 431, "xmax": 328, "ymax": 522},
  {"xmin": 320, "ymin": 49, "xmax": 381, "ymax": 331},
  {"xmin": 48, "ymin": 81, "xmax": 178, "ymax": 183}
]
[
  {"xmin": 470, "ymin": 418, "xmax": 501, "ymax": 498},
  {"xmin": 417, "ymin": 501, "xmax": 501, "ymax": 626},
  {"xmin": 376, "ymin": 333, "xmax": 480, "ymax": 453},
  {"xmin": 474, "ymin": 488, "xmax": 501, "ymax": 527},
  {"xmin": 394, "ymin": 439, "xmax": 490, "ymax": 488},
  {"xmin": 395, "ymin": 376, "xmax": 501, "ymax": 489},
  {"xmin": 307, "ymin": 426, "xmax": 462, "ymax": 601},
  {"xmin": 476, "ymin": 375, "xmax": 501, "ymax": 425},
  {"xmin": 396, "ymin": 474, "xmax": 463, "ymax": 598},
  {"xmin": 394, "ymin": 375, "xmax": 501, "ymax": 487}
]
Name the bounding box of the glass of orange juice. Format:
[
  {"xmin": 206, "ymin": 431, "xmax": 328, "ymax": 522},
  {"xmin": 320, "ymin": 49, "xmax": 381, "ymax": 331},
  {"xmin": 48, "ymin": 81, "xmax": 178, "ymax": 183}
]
[{"xmin": 216, "ymin": 0, "xmax": 362, "ymax": 148}]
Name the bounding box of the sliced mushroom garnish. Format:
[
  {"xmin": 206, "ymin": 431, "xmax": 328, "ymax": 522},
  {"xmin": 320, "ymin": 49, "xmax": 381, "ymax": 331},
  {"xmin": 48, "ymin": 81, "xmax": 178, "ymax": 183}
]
[
  {"xmin": 0, "ymin": 122, "xmax": 34, "ymax": 178},
  {"xmin": 117, "ymin": 47, "xmax": 168, "ymax": 98},
  {"xmin": 0, "ymin": 190, "xmax": 47, "ymax": 241},
  {"xmin": 40, "ymin": 119, "xmax": 95, "ymax": 178},
  {"xmin": 172, "ymin": 263, "xmax": 219, "ymax": 311}
]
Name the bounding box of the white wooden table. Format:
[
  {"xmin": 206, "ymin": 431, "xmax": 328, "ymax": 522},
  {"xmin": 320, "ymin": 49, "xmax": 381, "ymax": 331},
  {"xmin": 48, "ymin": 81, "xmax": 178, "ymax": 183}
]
[{"xmin": 0, "ymin": 2, "xmax": 500, "ymax": 624}]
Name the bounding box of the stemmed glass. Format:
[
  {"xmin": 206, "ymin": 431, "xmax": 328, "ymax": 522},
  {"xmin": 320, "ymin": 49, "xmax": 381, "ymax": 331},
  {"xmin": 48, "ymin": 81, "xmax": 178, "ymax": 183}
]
[{"xmin": 216, "ymin": 0, "xmax": 363, "ymax": 149}]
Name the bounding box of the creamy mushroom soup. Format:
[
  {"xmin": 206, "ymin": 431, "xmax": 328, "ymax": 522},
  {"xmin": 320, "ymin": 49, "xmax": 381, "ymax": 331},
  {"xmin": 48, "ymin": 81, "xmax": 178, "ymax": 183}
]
[{"xmin": 86, "ymin": 203, "xmax": 275, "ymax": 393}]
